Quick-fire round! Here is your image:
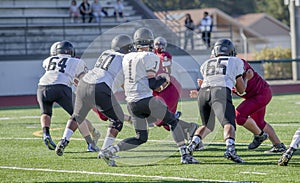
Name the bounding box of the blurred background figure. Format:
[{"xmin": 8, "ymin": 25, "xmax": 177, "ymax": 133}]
[
  {"xmin": 69, "ymin": 0, "xmax": 80, "ymax": 23},
  {"xmin": 184, "ymin": 13, "xmax": 195, "ymax": 50},
  {"xmin": 79, "ymin": 0, "xmax": 93, "ymax": 23},
  {"xmin": 198, "ymin": 11, "xmax": 212, "ymax": 49},
  {"xmin": 114, "ymin": 0, "xmax": 124, "ymax": 22}
]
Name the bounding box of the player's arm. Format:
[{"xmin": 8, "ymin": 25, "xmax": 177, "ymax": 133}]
[
  {"xmin": 235, "ymin": 69, "xmax": 253, "ymax": 95},
  {"xmin": 74, "ymin": 61, "xmax": 88, "ymax": 86}
]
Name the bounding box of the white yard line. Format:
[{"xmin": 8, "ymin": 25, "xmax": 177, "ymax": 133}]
[
  {"xmin": 240, "ymin": 171, "xmax": 267, "ymax": 175},
  {"xmin": 0, "ymin": 166, "xmax": 239, "ymax": 183}
]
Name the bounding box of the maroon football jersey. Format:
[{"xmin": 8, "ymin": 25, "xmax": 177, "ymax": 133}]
[
  {"xmin": 155, "ymin": 51, "xmax": 172, "ymax": 74},
  {"xmin": 241, "ymin": 59, "xmax": 269, "ymax": 98}
]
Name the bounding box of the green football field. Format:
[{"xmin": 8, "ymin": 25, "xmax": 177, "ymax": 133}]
[{"xmin": 0, "ymin": 94, "xmax": 299, "ymax": 183}]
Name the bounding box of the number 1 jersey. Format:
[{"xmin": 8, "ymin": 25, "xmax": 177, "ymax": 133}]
[{"xmin": 38, "ymin": 54, "xmax": 87, "ymax": 87}]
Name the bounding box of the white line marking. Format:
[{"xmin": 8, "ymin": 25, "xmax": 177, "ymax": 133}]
[
  {"xmin": 240, "ymin": 171, "xmax": 267, "ymax": 175},
  {"xmin": 0, "ymin": 166, "xmax": 238, "ymax": 182},
  {"xmin": 0, "ymin": 116, "xmax": 40, "ymax": 120}
]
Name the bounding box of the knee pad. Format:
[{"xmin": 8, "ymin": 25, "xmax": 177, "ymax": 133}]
[{"xmin": 109, "ymin": 119, "xmax": 123, "ymax": 132}]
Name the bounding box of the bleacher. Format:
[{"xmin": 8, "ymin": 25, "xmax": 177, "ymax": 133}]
[{"xmin": 0, "ymin": 0, "xmax": 143, "ymax": 58}]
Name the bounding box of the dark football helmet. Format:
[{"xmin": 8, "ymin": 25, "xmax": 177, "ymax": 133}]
[
  {"xmin": 56, "ymin": 41, "xmax": 75, "ymax": 57},
  {"xmin": 212, "ymin": 39, "xmax": 236, "ymax": 57},
  {"xmin": 111, "ymin": 34, "xmax": 133, "ymax": 54},
  {"xmin": 133, "ymin": 27, "xmax": 154, "ymax": 50},
  {"xmin": 154, "ymin": 36, "xmax": 167, "ymax": 53},
  {"xmin": 50, "ymin": 41, "xmax": 60, "ymax": 56}
]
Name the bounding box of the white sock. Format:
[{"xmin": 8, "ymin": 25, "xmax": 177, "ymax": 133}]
[
  {"xmin": 102, "ymin": 137, "xmax": 116, "ymax": 150},
  {"xmin": 290, "ymin": 128, "xmax": 300, "ymax": 149},
  {"xmin": 62, "ymin": 128, "xmax": 74, "ymax": 141},
  {"xmin": 225, "ymin": 138, "xmax": 235, "ymax": 146},
  {"xmin": 179, "ymin": 145, "xmax": 187, "ymax": 156}
]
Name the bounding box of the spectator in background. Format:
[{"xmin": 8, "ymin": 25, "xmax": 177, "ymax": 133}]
[
  {"xmin": 79, "ymin": 0, "xmax": 93, "ymax": 23},
  {"xmin": 114, "ymin": 0, "xmax": 124, "ymax": 21},
  {"xmin": 198, "ymin": 11, "xmax": 212, "ymax": 49},
  {"xmin": 91, "ymin": 0, "xmax": 103, "ymax": 23},
  {"xmin": 184, "ymin": 13, "xmax": 195, "ymax": 50},
  {"xmin": 69, "ymin": 0, "xmax": 80, "ymax": 23}
]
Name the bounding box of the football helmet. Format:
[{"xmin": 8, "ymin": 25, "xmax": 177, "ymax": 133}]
[
  {"xmin": 50, "ymin": 41, "xmax": 60, "ymax": 56},
  {"xmin": 133, "ymin": 27, "xmax": 154, "ymax": 50},
  {"xmin": 154, "ymin": 36, "xmax": 167, "ymax": 53},
  {"xmin": 212, "ymin": 39, "xmax": 236, "ymax": 57},
  {"xmin": 56, "ymin": 41, "xmax": 75, "ymax": 57},
  {"xmin": 111, "ymin": 34, "xmax": 133, "ymax": 54}
]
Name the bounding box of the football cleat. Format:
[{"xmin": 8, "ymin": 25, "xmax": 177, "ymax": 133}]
[
  {"xmin": 97, "ymin": 147, "xmax": 119, "ymax": 167},
  {"xmin": 91, "ymin": 129, "xmax": 101, "ymax": 145},
  {"xmin": 224, "ymin": 145, "xmax": 245, "ymax": 163},
  {"xmin": 43, "ymin": 134, "xmax": 56, "ymax": 150},
  {"xmin": 278, "ymin": 147, "xmax": 297, "ymax": 166},
  {"xmin": 265, "ymin": 143, "xmax": 286, "ymax": 153},
  {"xmin": 55, "ymin": 138, "xmax": 69, "ymax": 156},
  {"xmin": 248, "ymin": 131, "xmax": 268, "ymax": 149},
  {"xmin": 87, "ymin": 143, "xmax": 100, "ymax": 152},
  {"xmin": 181, "ymin": 154, "xmax": 200, "ymax": 164}
]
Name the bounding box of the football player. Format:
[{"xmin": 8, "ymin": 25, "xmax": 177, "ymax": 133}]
[
  {"xmin": 55, "ymin": 34, "xmax": 133, "ymax": 157},
  {"xmin": 234, "ymin": 58, "xmax": 286, "ymax": 153},
  {"xmin": 152, "ymin": 36, "xmax": 198, "ymax": 141},
  {"xmin": 98, "ymin": 27, "xmax": 199, "ymax": 166},
  {"xmin": 187, "ymin": 39, "xmax": 250, "ymax": 163},
  {"xmin": 278, "ymin": 128, "xmax": 299, "ymax": 166},
  {"xmin": 37, "ymin": 41, "xmax": 100, "ymax": 151}
]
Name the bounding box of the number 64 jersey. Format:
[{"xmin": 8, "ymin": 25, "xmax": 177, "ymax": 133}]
[
  {"xmin": 200, "ymin": 56, "xmax": 244, "ymax": 90},
  {"xmin": 38, "ymin": 54, "xmax": 87, "ymax": 87}
]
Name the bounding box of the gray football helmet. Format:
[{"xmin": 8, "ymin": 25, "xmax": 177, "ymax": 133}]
[
  {"xmin": 50, "ymin": 41, "xmax": 60, "ymax": 56},
  {"xmin": 212, "ymin": 39, "xmax": 236, "ymax": 57},
  {"xmin": 111, "ymin": 34, "xmax": 133, "ymax": 54},
  {"xmin": 56, "ymin": 41, "xmax": 75, "ymax": 57},
  {"xmin": 133, "ymin": 27, "xmax": 154, "ymax": 50}
]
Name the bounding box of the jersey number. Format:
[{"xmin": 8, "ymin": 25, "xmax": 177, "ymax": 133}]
[
  {"xmin": 206, "ymin": 57, "xmax": 227, "ymax": 76},
  {"xmin": 47, "ymin": 57, "xmax": 67, "ymax": 73},
  {"xmin": 95, "ymin": 53, "xmax": 115, "ymax": 71}
]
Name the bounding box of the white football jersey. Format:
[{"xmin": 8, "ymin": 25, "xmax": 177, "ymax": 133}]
[
  {"xmin": 122, "ymin": 51, "xmax": 160, "ymax": 102},
  {"xmin": 200, "ymin": 56, "xmax": 244, "ymax": 89},
  {"xmin": 83, "ymin": 49, "xmax": 124, "ymax": 90},
  {"xmin": 38, "ymin": 54, "xmax": 87, "ymax": 87}
]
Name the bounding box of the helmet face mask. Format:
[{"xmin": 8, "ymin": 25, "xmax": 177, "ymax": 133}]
[
  {"xmin": 133, "ymin": 27, "xmax": 154, "ymax": 50},
  {"xmin": 212, "ymin": 39, "xmax": 236, "ymax": 57},
  {"xmin": 56, "ymin": 41, "xmax": 75, "ymax": 57},
  {"xmin": 154, "ymin": 36, "xmax": 167, "ymax": 53},
  {"xmin": 111, "ymin": 34, "xmax": 133, "ymax": 54}
]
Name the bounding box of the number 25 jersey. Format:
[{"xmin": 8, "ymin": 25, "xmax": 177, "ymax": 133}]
[
  {"xmin": 200, "ymin": 56, "xmax": 244, "ymax": 89},
  {"xmin": 38, "ymin": 54, "xmax": 87, "ymax": 87}
]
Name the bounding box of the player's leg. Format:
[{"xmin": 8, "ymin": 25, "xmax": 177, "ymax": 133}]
[
  {"xmin": 236, "ymin": 96, "xmax": 269, "ymax": 149},
  {"xmin": 98, "ymin": 101, "xmax": 149, "ymax": 166},
  {"xmin": 148, "ymin": 97, "xmax": 199, "ymax": 164},
  {"xmin": 94, "ymin": 83, "xmax": 124, "ymax": 150},
  {"xmin": 212, "ymin": 87, "xmax": 244, "ymax": 163},
  {"xmin": 37, "ymin": 85, "xmax": 57, "ymax": 150},
  {"xmin": 187, "ymin": 88, "xmax": 213, "ymax": 153},
  {"xmin": 251, "ymin": 88, "xmax": 285, "ymax": 152},
  {"xmin": 56, "ymin": 81, "xmax": 97, "ymax": 156},
  {"xmin": 278, "ymin": 128, "xmax": 300, "ymax": 165}
]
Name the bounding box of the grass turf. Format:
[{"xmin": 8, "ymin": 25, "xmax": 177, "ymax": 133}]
[{"xmin": 0, "ymin": 94, "xmax": 299, "ymax": 182}]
